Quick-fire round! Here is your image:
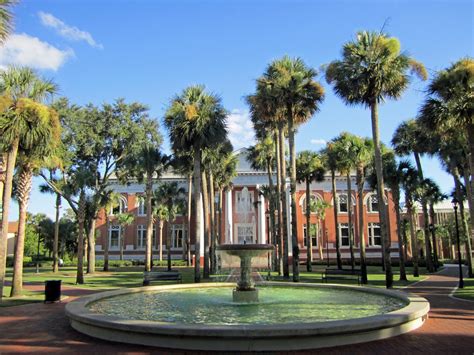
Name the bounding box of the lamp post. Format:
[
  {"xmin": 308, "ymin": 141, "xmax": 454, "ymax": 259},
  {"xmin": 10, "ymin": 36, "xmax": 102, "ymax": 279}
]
[
  {"xmin": 451, "ymin": 198, "xmax": 464, "ymax": 289},
  {"xmin": 429, "ymin": 223, "xmax": 438, "ymax": 271}
]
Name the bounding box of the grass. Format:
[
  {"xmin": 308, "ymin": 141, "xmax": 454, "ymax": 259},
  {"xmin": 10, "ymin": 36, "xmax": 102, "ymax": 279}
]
[
  {"xmin": 454, "ymin": 278, "xmax": 474, "ymax": 301},
  {"xmin": 1, "ymin": 264, "xmax": 429, "ymax": 307}
]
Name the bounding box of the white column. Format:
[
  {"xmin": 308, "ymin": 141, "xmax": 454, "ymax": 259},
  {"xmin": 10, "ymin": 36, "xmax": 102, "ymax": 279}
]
[
  {"xmin": 225, "ymin": 189, "xmax": 233, "ymax": 244},
  {"xmin": 199, "ymin": 193, "xmax": 205, "ymax": 255},
  {"xmin": 286, "ymin": 184, "xmax": 292, "ymax": 255},
  {"xmin": 258, "ymin": 192, "xmax": 265, "ymax": 244}
]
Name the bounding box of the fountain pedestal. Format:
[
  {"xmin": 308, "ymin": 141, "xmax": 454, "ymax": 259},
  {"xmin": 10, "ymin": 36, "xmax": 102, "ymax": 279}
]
[{"xmin": 216, "ymin": 244, "xmax": 274, "ymax": 303}]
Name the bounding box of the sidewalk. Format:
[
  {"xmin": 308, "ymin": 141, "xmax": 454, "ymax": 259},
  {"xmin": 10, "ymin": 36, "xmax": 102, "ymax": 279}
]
[{"xmin": 0, "ymin": 267, "xmax": 472, "ymax": 353}]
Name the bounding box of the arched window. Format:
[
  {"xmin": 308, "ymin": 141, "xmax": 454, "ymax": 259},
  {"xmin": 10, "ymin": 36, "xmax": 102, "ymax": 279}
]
[
  {"xmin": 338, "ymin": 194, "xmax": 348, "ymax": 213},
  {"xmin": 367, "ymin": 194, "xmax": 379, "ymax": 213},
  {"xmin": 301, "ymin": 194, "xmax": 321, "ymax": 214},
  {"xmin": 136, "ymin": 196, "xmax": 146, "ymax": 216},
  {"xmin": 110, "ymin": 195, "xmax": 128, "ymax": 215}
]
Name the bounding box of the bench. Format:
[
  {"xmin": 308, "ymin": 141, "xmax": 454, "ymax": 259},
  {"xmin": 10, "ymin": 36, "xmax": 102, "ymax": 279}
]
[
  {"xmin": 322, "ymin": 268, "xmax": 362, "ymax": 285},
  {"xmin": 143, "ymin": 271, "xmax": 182, "ymax": 286}
]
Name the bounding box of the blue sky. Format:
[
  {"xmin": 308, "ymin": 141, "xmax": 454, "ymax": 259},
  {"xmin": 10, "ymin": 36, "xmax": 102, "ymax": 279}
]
[{"xmin": 3, "ymin": 0, "xmax": 473, "ymax": 220}]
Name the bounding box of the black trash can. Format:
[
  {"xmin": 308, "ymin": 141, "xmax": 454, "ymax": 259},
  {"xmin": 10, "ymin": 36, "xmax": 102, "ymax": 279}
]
[{"xmin": 44, "ymin": 280, "xmax": 61, "ymax": 303}]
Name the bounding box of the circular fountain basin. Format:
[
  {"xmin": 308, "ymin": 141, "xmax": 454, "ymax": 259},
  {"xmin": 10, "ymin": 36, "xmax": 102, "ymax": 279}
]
[
  {"xmin": 65, "ymin": 282, "xmax": 429, "ymax": 351},
  {"xmin": 216, "ymin": 243, "xmax": 274, "ymax": 258}
]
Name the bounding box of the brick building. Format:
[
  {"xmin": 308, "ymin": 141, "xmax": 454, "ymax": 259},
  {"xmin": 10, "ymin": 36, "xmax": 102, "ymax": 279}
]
[{"xmin": 94, "ymin": 150, "xmax": 400, "ymax": 263}]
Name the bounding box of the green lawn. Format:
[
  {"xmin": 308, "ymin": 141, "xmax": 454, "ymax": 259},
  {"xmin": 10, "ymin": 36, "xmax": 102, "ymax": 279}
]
[
  {"xmin": 1, "ymin": 264, "xmax": 428, "ymax": 307},
  {"xmin": 454, "ymin": 278, "xmax": 474, "ymax": 301}
]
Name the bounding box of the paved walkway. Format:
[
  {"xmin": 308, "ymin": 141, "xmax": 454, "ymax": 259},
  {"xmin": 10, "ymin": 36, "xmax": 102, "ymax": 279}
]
[{"xmin": 0, "ymin": 267, "xmax": 472, "ymax": 354}]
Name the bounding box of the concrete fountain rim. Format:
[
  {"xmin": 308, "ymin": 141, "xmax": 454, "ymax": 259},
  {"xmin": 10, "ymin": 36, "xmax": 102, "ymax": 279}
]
[{"xmin": 65, "ymin": 282, "xmax": 429, "ymax": 351}]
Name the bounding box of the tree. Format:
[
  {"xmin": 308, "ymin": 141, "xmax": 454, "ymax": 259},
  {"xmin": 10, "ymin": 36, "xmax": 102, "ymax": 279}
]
[
  {"xmin": 116, "ymin": 213, "xmax": 134, "ymax": 261},
  {"xmin": 296, "ymin": 150, "xmax": 325, "ymax": 271},
  {"xmin": 0, "ymin": 67, "xmax": 57, "ymax": 300},
  {"xmin": 153, "ymin": 204, "xmax": 169, "ymax": 262},
  {"xmin": 258, "ymin": 56, "xmax": 325, "ymax": 281},
  {"xmin": 322, "ymin": 143, "xmax": 343, "ymax": 269},
  {"xmin": 118, "ymin": 117, "xmax": 164, "ymax": 272},
  {"xmin": 164, "ymin": 85, "xmax": 228, "ymax": 282},
  {"xmin": 326, "ymin": 31, "xmax": 427, "ymax": 288},
  {"xmin": 0, "ymin": 0, "xmax": 15, "ymax": 43},
  {"xmin": 154, "ymin": 182, "xmax": 185, "ymax": 271},
  {"xmin": 99, "ymin": 191, "xmax": 122, "ymax": 271},
  {"xmin": 311, "ymin": 198, "xmax": 331, "ymax": 261},
  {"xmin": 419, "ymin": 58, "xmax": 474, "ymax": 269},
  {"xmin": 392, "ymin": 119, "xmax": 435, "ymax": 272}
]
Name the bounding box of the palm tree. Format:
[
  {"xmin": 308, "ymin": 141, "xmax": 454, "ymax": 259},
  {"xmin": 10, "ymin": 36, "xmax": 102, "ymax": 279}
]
[
  {"xmin": 419, "ymin": 58, "xmax": 474, "ymax": 265},
  {"xmin": 116, "ymin": 213, "xmax": 134, "ymax": 261},
  {"xmin": 311, "ymin": 198, "xmax": 331, "ymax": 261},
  {"xmin": 0, "ymin": 67, "xmax": 57, "ymax": 300},
  {"xmin": 392, "ymin": 119, "xmax": 435, "ymax": 272},
  {"xmin": 154, "ymin": 182, "xmax": 185, "ymax": 271},
  {"xmin": 326, "ymin": 31, "xmax": 427, "ymax": 288},
  {"xmin": 10, "ymin": 115, "xmax": 61, "ymax": 297},
  {"xmin": 153, "ymin": 204, "xmax": 169, "ymax": 262},
  {"xmin": 99, "ymin": 191, "xmax": 122, "ymax": 271},
  {"xmin": 164, "ymin": 85, "xmax": 227, "ymax": 282},
  {"xmin": 296, "ymin": 150, "xmax": 325, "ymax": 271},
  {"xmin": 399, "ymin": 160, "xmax": 421, "ymax": 277},
  {"xmin": 422, "ymin": 178, "xmax": 447, "ymax": 270},
  {"xmin": 259, "ymin": 56, "xmax": 325, "ymax": 281},
  {"xmin": 0, "ymin": 0, "xmax": 15, "ymax": 43}
]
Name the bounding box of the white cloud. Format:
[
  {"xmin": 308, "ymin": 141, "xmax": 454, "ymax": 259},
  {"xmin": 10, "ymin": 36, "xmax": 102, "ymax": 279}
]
[
  {"xmin": 227, "ymin": 109, "xmax": 255, "ymax": 150},
  {"xmin": 311, "ymin": 138, "xmax": 327, "ymax": 145},
  {"xmin": 38, "ymin": 11, "xmax": 103, "ymax": 49},
  {"xmin": 0, "ymin": 33, "xmax": 73, "ymax": 71}
]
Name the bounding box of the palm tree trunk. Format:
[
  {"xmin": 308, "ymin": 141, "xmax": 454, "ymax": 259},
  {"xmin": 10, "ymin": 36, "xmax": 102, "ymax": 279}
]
[
  {"xmin": 407, "ymin": 198, "xmax": 419, "ymax": 277},
  {"xmin": 331, "ymin": 170, "xmax": 342, "ymax": 269},
  {"xmin": 186, "ymin": 174, "xmax": 192, "ymax": 266},
  {"xmin": 119, "ymin": 225, "xmax": 124, "ymax": 261},
  {"xmin": 462, "ymin": 168, "xmax": 474, "ymax": 278},
  {"xmin": 287, "ymin": 109, "xmax": 300, "ymax": 282},
  {"xmin": 370, "ymin": 100, "xmax": 393, "ymax": 288},
  {"xmin": 305, "ymin": 179, "xmax": 312, "ymax": 272},
  {"xmin": 274, "ymin": 131, "xmax": 283, "ymax": 275},
  {"xmin": 159, "ymin": 220, "xmax": 164, "ymax": 261},
  {"xmin": 414, "ymin": 152, "xmax": 434, "ymax": 273},
  {"xmin": 467, "ymin": 124, "xmax": 474, "ymax": 261},
  {"xmin": 266, "ymin": 159, "xmax": 277, "ymax": 271},
  {"xmin": 346, "ymin": 173, "xmax": 355, "ymax": 270},
  {"xmin": 76, "ymin": 190, "xmax": 86, "ymax": 284},
  {"xmin": 10, "ymin": 168, "xmax": 33, "ymax": 297},
  {"xmin": 356, "ymin": 167, "xmax": 368, "ymax": 283},
  {"xmin": 318, "ymin": 221, "xmax": 323, "ymax": 260},
  {"xmin": 279, "ymin": 125, "xmax": 290, "ymax": 278},
  {"xmin": 103, "ymin": 214, "xmax": 110, "ymax": 272},
  {"xmin": 454, "ymin": 172, "xmax": 473, "ymax": 277},
  {"xmin": 202, "ymin": 170, "xmax": 210, "ymax": 279},
  {"xmin": 429, "ymin": 202, "xmax": 439, "ymax": 270},
  {"xmin": 87, "ymin": 218, "xmax": 96, "ymax": 273},
  {"xmin": 0, "ymin": 140, "xmax": 18, "ymax": 301},
  {"xmin": 218, "ymin": 188, "xmax": 223, "ymax": 250},
  {"xmin": 145, "ymin": 173, "xmax": 153, "ymax": 272},
  {"xmin": 52, "ymin": 193, "xmax": 61, "ymax": 273},
  {"xmin": 393, "ymin": 188, "xmax": 407, "ymax": 281},
  {"xmin": 209, "ymin": 172, "xmax": 216, "ymax": 274},
  {"xmin": 167, "ymin": 208, "xmax": 172, "ymax": 272},
  {"xmin": 193, "ymin": 149, "xmax": 202, "ymax": 282}
]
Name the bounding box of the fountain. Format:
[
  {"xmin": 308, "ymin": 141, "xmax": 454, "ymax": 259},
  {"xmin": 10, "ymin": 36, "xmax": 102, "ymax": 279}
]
[{"xmin": 216, "ymin": 243, "xmax": 273, "ymax": 302}]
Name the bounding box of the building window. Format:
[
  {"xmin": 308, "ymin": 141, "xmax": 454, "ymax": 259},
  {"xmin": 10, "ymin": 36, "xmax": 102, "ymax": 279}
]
[
  {"xmin": 137, "ymin": 197, "xmax": 146, "ymax": 216},
  {"xmin": 110, "ymin": 196, "xmax": 127, "ymax": 215},
  {"xmin": 367, "ymin": 194, "xmax": 379, "ymax": 213},
  {"xmin": 236, "ymin": 223, "xmax": 254, "ymax": 244},
  {"xmin": 171, "ymin": 224, "xmax": 186, "ymax": 248},
  {"xmin": 338, "ymin": 194, "xmax": 348, "ymax": 213},
  {"xmin": 137, "ymin": 225, "xmax": 156, "ymax": 249},
  {"xmin": 302, "ymin": 195, "xmax": 317, "ymax": 214},
  {"xmin": 236, "ymin": 187, "xmax": 254, "ymax": 213},
  {"xmin": 368, "ymin": 223, "xmax": 382, "ymax": 246},
  {"xmin": 338, "ymin": 223, "xmax": 351, "ymax": 247},
  {"xmin": 303, "ymin": 224, "xmax": 318, "ymax": 247},
  {"xmin": 109, "ymin": 225, "xmax": 120, "ymax": 249}
]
